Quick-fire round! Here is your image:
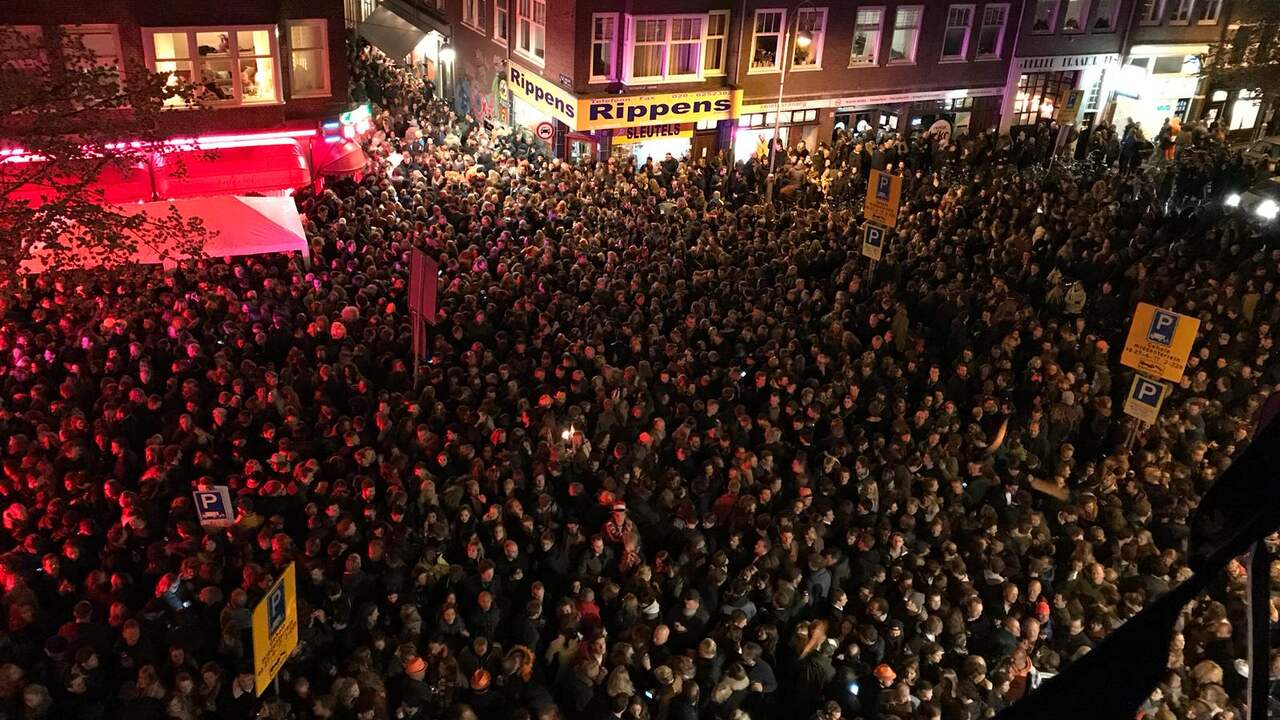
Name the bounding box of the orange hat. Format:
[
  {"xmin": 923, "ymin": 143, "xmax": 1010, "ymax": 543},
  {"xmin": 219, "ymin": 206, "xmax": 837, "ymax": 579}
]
[
  {"xmin": 874, "ymin": 664, "xmax": 896, "ymax": 682},
  {"xmin": 471, "ymin": 669, "xmax": 491, "ymax": 690},
  {"xmin": 405, "ymin": 656, "xmax": 426, "ymax": 675}
]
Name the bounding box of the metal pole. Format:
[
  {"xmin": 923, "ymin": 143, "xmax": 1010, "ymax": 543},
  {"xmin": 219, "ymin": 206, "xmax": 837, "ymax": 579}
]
[
  {"xmin": 412, "ymin": 311, "xmax": 421, "ymax": 390},
  {"xmin": 1248, "ymin": 540, "xmax": 1270, "ymax": 720},
  {"xmin": 764, "ymin": 11, "xmax": 793, "ymax": 205}
]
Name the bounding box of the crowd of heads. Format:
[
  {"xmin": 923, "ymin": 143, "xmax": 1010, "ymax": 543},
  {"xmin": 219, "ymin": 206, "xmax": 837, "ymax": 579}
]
[{"xmin": 0, "ymin": 42, "xmax": 1277, "ymax": 720}]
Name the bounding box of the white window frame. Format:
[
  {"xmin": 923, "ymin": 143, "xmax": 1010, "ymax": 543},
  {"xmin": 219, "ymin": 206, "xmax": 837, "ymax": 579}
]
[
  {"xmin": 61, "ymin": 24, "xmax": 124, "ymax": 79},
  {"xmin": 1032, "ymin": 0, "xmax": 1059, "ymax": 32},
  {"xmin": 515, "ymin": 0, "xmax": 546, "ymax": 65},
  {"xmin": 703, "ymin": 10, "xmax": 730, "ymax": 76},
  {"xmin": 494, "ymin": 0, "xmax": 509, "ymax": 45},
  {"xmin": 848, "ymin": 7, "xmax": 884, "ymax": 67},
  {"xmin": 590, "ymin": 13, "xmax": 618, "ymax": 82},
  {"xmin": 791, "ymin": 7, "xmax": 827, "ymax": 70},
  {"xmin": 142, "ymin": 25, "xmax": 283, "ymax": 107},
  {"xmin": 975, "ymin": 4, "xmax": 1008, "ymax": 60},
  {"xmin": 888, "ymin": 5, "xmax": 922, "ymax": 65},
  {"xmin": 940, "ymin": 5, "xmax": 974, "ymax": 61},
  {"xmin": 1196, "ymin": 0, "xmax": 1221, "ymax": 24},
  {"xmin": 1061, "ymin": 0, "xmax": 1089, "ymax": 32},
  {"xmin": 748, "ymin": 8, "xmax": 786, "ymax": 74},
  {"xmin": 1169, "ymin": 0, "xmax": 1194, "ymax": 24},
  {"xmin": 462, "ymin": 0, "xmax": 485, "ymax": 33},
  {"xmin": 623, "ymin": 14, "xmax": 705, "ymax": 83},
  {"xmin": 286, "ymin": 19, "xmax": 331, "ymax": 98},
  {"xmin": 1138, "ymin": 0, "xmax": 1165, "ymax": 23}
]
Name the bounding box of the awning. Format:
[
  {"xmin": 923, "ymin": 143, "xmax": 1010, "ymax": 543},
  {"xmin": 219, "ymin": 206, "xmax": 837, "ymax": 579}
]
[
  {"xmin": 358, "ymin": 6, "xmax": 428, "ymax": 61},
  {"xmin": 312, "ymin": 137, "xmax": 369, "ymax": 176},
  {"xmin": 1, "ymin": 159, "xmax": 154, "ymax": 207},
  {"xmin": 154, "ymin": 141, "xmax": 310, "ymax": 200},
  {"xmin": 21, "ymin": 196, "xmax": 309, "ymax": 273}
]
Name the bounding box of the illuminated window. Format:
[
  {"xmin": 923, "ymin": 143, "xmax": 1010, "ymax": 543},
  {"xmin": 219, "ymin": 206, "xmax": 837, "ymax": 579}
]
[
  {"xmin": 288, "ymin": 20, "xmax": 330, "ymax": 98},
  {"xmin": 1138, "ymin": 0, "xmax": 1165, "ymax": 23},
  {"xmin": 704, "ymin": 11, "xmax": 729, "ymax": 75},
  {"xmin": 792, "ymin": 8, "xmax": 827, "ymax": 68},
  {"xmin": 1169, "ymin": 0, "xmax": 1194, "ymax": 24},
  {"xmin": 144, "ymin": 26, "xmax": 280, "ymax": 107},
  {"xmin": 941, "ymin": 5, "xmax": 973, "ymax": 60},
  {"xmin": 976, "ymin": 5, "xmax": 1008, "ymax": 59},
  {"xmin": 750, "ymin": 9, "xmax": 785, "ymax": 72},
  {"xmin": 888, "ymin": 6, "xmax": 922, "ymax": 63},
  {"xmin": 625, "ymin": 15, "xmax": 704, "ymax": 82},
  {"xmin": 849, "ymin": 7, "xmax": 883, "ymax": 66}
]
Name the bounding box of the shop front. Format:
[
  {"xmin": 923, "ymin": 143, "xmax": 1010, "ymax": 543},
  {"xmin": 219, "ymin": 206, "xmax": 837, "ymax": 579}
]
[
  {"xmin": 1111, "ymin": 45, "xmax": 1208, "ymax": 133},
  {"xmin": 999, "ymin": 53, "xmax": 1120, "ymax": 133},
  {"xmin": 507, "ymin": 61, "xmax": 742, "ymax": 161}
]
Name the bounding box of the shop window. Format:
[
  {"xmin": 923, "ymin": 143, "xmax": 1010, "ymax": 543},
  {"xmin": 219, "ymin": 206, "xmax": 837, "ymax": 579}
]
[
  {"xmin": 704, "ymin": 11, "xmax": 729, "ymax": 75},
  {"xmin": 849, "ymin": 7, "xmax": 883, "ymax": 67},
  {"xmin": 494, "ymin": 0, "xmax": 509, "ymax": 44},
  {"xmin": 976, "ymin": 5, "xmax": 1007, "ymax": 59},
  {"xmin": 516, "ymin": 0, "xmax": 546, "ymax": 64},
  {"xmin": 1092, "ymin": 0, "xmax": 1118, "ymax": 29},
  {"xmin": 792, "ymin": 8, "xmax": 827, "ymax": 68},
  {"xmin": 1196, "ymin": 0, "xmax": 1221, "ymax": 23},
  {"xmin": 888, "ymin": 6, "xmax": 922, "ymax": 64},
  {"xmin": 61, "ymin": 25, "xmax": 123, "ymax": 78},
  {"xmin": 695, "ymin": 118, "xmax": 718, "ymax": 130},
  {"xmin": 145, "ymin": 27, "xmax": 281, "ymax": 107},
  {"xmin": 941, "ymin": 5, "xmax": 973, "ymax": 60},
  {"xmin": 590, "ymin": 14, "xmax": 617, "ymax": 81},
  {"xmin": 1152, "ymin": 55, "xmax": 1183, "ymax": 74},
  {"xmin": 288, "ymin": 20, "xmax": 330, "ymax": 98},
  {"xmin": 1061, "ymin": 0, "xmax": 1089, "ymax": 32},
  {"xmin": 625, "ymin": 15, "xmax": 704, "ymax": 82},
  {"xmin": 463, "ymin": 0, "xmax": 486, "ymax": 33},
  {"xmin": 1013, "ymin": 70, "xmax": 1076, "ymax": 126},
  {"xmin": 1138, "ymin": 0, "xmax": 1165, "ymax": 24},
  {"xmin": 1169, "ymin": 0, "xmax": 1193, "ymax": 24},
  {"xmin": 1230, "ymin": 90, "xmax": 1260, "ymax": 131},
  {"xmin": 750, "ymin": 9, "xmax": 785, "ymax": 72},
  {"xmin": 1032, "ymin": 0, "xmax": 1058, "ymax": 32}
]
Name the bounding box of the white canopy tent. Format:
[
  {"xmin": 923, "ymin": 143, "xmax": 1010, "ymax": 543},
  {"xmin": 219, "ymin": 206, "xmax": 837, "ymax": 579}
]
[{"xmin": 21, "ymin": 195, "xmax": 310, "ymax": 273}]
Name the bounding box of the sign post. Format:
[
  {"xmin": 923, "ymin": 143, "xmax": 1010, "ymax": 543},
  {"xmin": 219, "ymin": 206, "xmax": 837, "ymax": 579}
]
[
  {"xmin": 252, "ymin": 563, "xmax": 298, "ymax": 696},
  {"xmin": 864, "ymin": 169, "xmax": 903, "ymax": 228},
  {"xmin": 192, "ymin": 486, "xmax": 234, "ymax": 529},
  {"xmin": 1122, "ymin": 373, "xmax": 1168, "ymax": 449},
  {"xmin": 1120, "ymin": 303, "xmax": 1200, "ymax": 382},
  {"xmin": 408, "ymin": 249, "xmax": 438, "ymax": 389}
]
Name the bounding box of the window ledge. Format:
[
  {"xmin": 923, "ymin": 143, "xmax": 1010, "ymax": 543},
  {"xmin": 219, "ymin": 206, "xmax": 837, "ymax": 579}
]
[
  {"xmin": 461, "ymin": 21, "xmax": 488, "ymax": 35},
  {"xmin": 291, "ymin": 91, "xmax": 332, "ymax": 99},
  {"xmin": 513, "ymin": 49, "xmax": 545, "ymax": 66},
  {"xmin": 1197, "ymin": 19, "xmax": 1220, "ymax": 25},
  {"xmin": 848, "ymin": 60, "xmax": 878, "ymax": 68},
  {"xmin": 789, "ymin": 64, "xmax": 823, "ymax": 71},
  {"xmin": 975, "ymin": 55, "xmax": 1000, "ymax": 61},
  {"xmin": 747, "ymin": 67, "xmax": 782, "ymax": 74},
  {"xmin": 939, "ymin": 56, "xmax": 967, "ymax": 63},
  {"xmin": 886, "ymin": 59, "xmax": 916, "ymax": 66}
]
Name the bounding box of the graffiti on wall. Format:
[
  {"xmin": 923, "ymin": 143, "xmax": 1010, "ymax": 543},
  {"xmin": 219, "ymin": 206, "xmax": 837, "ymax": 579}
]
[{"xmin": 457, "ymin": 50, "xmax": 509, "ymax": 125}]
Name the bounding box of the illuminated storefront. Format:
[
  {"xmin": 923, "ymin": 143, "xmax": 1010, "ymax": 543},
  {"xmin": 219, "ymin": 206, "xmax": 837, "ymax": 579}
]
[
  {"xmin": 999, "ymin": 53, "xmax": 1119, "ymax": 132},
  {"xmin": 1111, "ymin": 45, "xmax": 1208, "ymax": 133}
]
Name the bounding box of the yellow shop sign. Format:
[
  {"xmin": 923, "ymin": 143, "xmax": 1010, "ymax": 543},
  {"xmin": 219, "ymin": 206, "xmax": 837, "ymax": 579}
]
[{"xmin": 578, "ymin": 88, "xmax": 741, "ymax": 131}]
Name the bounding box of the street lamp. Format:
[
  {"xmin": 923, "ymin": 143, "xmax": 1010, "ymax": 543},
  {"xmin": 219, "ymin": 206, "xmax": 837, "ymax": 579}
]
[{"xmin": 764, "ymin": 0, "xmax": 813, "ymax": 205}]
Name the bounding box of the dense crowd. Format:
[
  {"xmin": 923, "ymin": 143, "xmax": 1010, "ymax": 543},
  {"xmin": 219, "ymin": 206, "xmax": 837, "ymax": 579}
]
[{"xmin": 0, "ymin": 42, "xmax": 1277, "ymax": 720}]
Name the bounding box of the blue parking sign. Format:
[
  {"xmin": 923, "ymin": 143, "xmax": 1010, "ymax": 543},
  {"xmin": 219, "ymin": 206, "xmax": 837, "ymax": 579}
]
[
  {"xmin": 1123, "ymin": 374, "xmax": 1167, "ymax": 424},
  {"xmin": 876, "ymin": 174, "xmax": 892, "ymax": 201},
  {"xmin": 193, "ymin": 487, "xmax": 234, "ymax": 528},
  {"xmin": 267, "ymin": 584, "xmax": 287, "ymax": 635},
  {"xmin": 1133, "ymin": 378, "xmax": 1162, "ymax": 407},
  {"xmin": 1146, "ymin": 309, "xmax": 1178, "ymax": 345}
]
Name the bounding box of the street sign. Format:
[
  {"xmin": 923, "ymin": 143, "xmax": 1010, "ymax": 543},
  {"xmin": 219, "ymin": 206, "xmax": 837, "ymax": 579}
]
[
  {"xmin": 252, "ymin": 563, "xmax": 298, "ymax": 696},
  {"xmin": 861, "ymin": 223, "xmax": 886, "ymax": 261},
  {"xmin": 534, "ymin": 121, "xmax": 555, "ymax": 141},
  {"xmin": 192, "ymin": 486, "xmax": 234, "ymax": 528},
  {"xmin": 1123, "ymin": 374, "xmax": 1168, "ymax": 425},
  {"xmin": 864, "ymin": 169, "xmax": 902, "ymax": 228},
  {"xmin": 1120, "ymin": 303, "xmax": 1200, "ymax": 382}
]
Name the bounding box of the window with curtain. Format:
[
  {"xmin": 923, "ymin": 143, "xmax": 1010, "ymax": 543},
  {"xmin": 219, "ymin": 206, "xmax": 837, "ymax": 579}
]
[
  {"xmin": 1138, "ymin": 0, "xmax": 1165, "ymax": 23},
  {"xmin": 147, "ymin": 27, "xmax": 279, "ymax": 106},
  {"xmin": 704, "ymin": 11, "xmax": 729, "ymax": 74},
  {"xmin": 288, "ymin": 20, "xmax": 329, "ymax": 97},
  {"xmin": 1032, "ymin": 0, "xmax": 1059, "ymax": 32},
  {"xmin": 631, "ymin": 18, "xmax": 667, "ymax": 79},
  {"xmin": 1062, "ymin": 0, "xmax": 1089, "ymax": 31},
  {"xmin": 670, "ymin": 17, "xmax": 703, "ymax": 76},
  {"xmin": 888, "ymin": 6, "xmax": 922, "ymax": 63},
  {"xmin": 849, "ymin": 7, "xmax": 882, "ymax": 66}
]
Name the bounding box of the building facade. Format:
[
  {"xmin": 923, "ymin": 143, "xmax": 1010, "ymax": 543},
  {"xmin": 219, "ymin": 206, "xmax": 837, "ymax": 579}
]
[
  {"xmin": 398, "ymin": 0, "xmax": 1238, "ymax": 159},
  {"xmin": 3, "ymin": 0, "xmax": 358, "ymax": 200}
]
